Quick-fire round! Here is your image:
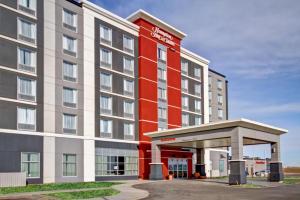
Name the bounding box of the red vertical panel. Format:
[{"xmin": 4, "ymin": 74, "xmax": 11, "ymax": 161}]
[{"xmin": 133, "ymin": 18, "xmax": 185, "ymax": 179}]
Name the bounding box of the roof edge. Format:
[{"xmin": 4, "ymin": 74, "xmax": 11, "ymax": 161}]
[
  {"xmin": 181, "ymin": 47, "xmax": 210, "ymax": 65},
  {"xmin": 81, "ymin": 0, "xmax": 140, "ymax": 32},
  {"xmin": 209, "ymin": 68, "xmax": 226, "ymax": 78},
  {"xmin": 145, "ymin": 118, "xmax": 288, "ymax": 137},
  {"xmin": 127, "ymin": 9, "xmax": 186, "ymax": 39}
]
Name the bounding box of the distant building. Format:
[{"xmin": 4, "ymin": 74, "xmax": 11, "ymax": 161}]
[{"xmin": 244, "ymin": 156, "xmax": 270, "ymax": 176}]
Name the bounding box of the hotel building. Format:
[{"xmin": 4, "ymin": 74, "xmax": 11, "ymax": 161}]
[{"xmin": 0, "ymin": 0, "xmax": 231, "ymax": 184}]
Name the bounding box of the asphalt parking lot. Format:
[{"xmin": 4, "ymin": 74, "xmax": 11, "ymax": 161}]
[{"xmin": 134, "ymin": 180, "xmax": 300, "ymax": 200}]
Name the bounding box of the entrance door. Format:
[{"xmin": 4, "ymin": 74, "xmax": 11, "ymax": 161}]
[{"xmin": 168, "ymin": 158, "xmax": 188, "ymax": 179}]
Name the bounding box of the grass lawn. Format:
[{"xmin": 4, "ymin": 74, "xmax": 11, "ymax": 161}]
[
  {"xmin": 283, "ymin": 177, "xmax": 300, "ymax": 184},
  {"xmin": 47, "ymin": 188, "xmax": 119, "ymax": 200},
  {"xmin": 0, "ymin": 182, "xmax": 119, "ymax": 195}
]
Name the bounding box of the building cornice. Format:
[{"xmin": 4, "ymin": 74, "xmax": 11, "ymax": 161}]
[
  {"xmin": 81, "ymin": 0, "xmax": 140, "ymax": 32},
  {"xmin": 181, "ymin": 47, "xmax": 210, "ymax": 66},
  {"xmin": 127, "ymin": 9, "xmax": 186, "ymax": 39}
]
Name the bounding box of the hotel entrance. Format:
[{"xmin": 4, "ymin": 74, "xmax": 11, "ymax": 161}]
[{"xmin": 168, "ymin": 158, "xmax": 188, "ymax": 179}]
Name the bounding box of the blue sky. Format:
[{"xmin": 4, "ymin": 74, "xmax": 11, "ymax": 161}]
[{"xmin": 90, "ymin": 0, "xmax": 300, "ymax": 166}]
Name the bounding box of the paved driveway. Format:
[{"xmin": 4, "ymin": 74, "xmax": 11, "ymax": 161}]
[{"xmin": 134, "ymin": 180, "xmax": 300, "ymax": 200}]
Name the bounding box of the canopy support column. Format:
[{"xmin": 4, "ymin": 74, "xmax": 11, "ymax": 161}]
[
  {"xmin": 229, "ymin": 132, "xmax": 246, "ymax": 185},
  {"xmin": 269, "ymin": 142, "xmax": 283, "ymax": 182},
  {"xmin": 149, "ymin": 142, "xmax": 163, "ymax": 180}
]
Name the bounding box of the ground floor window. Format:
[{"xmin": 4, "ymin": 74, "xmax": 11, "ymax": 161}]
[
  {"xmin": 63, "ymin": 154, "xmax": 77, "ymax": 177},
  {"xmin": 21, "ymin": 152, "xmax": 40, "ymax": 178},
  {"xmin": 95, "ymin": 148, "xmax": 138, "ymax": 176},
  {"xmin": 219, "ymin": 160, "xmax": 225, "ymax": 173}
]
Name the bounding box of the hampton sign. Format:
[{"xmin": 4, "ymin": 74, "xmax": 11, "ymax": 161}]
[{"xmin": 151, "ymin": 27, "xmax": 175, "ymax": 46}]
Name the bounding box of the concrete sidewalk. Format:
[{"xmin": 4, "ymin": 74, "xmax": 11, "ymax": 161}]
[{"xmin": 106, "ymin": 180, "xmax": 150, "ymax": 200}]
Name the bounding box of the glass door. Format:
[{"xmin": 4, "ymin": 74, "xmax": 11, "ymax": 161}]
[{"xmin": 168, "ymin": 158, "xmax": 188, "ymax": 179}]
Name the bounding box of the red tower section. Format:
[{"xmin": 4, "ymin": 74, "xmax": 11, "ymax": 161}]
[{"xmin": 129, "ymin": 11, "xmax": 193, "ymax": 179}]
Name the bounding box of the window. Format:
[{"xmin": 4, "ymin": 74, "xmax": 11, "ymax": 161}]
[
  {"xmin": 18, "ymin": 77, "xmax": 36, "ymax": 101},
  {"xmin": 195, "ymin": 84, "xmax": 201, "ymax": 96},
  {"xmin": 63, "ymin": 61, "xmax": 77, "ymax": 82},
  {"xmin": 209, "ymin": 91, "xmax": 212, "ymax": 101},
  {"xmin": 124, "ymin": 123, "xmax": 134, "ymax": 140},
  {"xmin": 18, "ymin": 0, "xmax": 36, "ymax": 15},
  {"xmin": 218, "ymin": 94, "xmax": 223, "ymax": 105},
  {"xmin": 63, "ymin": 114, "xmax": 77, "ymax": 134},
  {"xmin": 158, "ymin": 47, "xmax": 166, "ymax": 61},
  {"xmin": 182, "ymin": 96, "xmax": 189, "ymax": 110},
  {"xmin": 194, "ymin": 67, "xmax": 201, "ymax": 79},
  {"xmin": 100, "ymin": 48, "xmax": 112, "ymax": 67},
  {"xmin": 182, "ymin": 114, "xmax": 189, "ymax": 126},
  {"xmin": 158, "ymin": 87, "xmax": 167, "ymax": 100},
  {"xmin": 158, "ymin": 107, "xmax": 167, "ymax": 120},
  {"xmin": 208, "ymin": 76, "xmax": 212, "ymax": 87},
  {"xmin": 100, "ymin": 96, "xmax": 112, "ymax": 115},
  {"xmin": 63, "ymin": 87, "xmax": 77, "ymax": 108},
  {"xmin": 95, "ymin": 149, "xmax": 138, "ymax": 176},
  {"xmin": 218, "ymin": 108, "xmax": 223, "ymax": 119},
  {"xmin": 124, "ymin": 101, "xmax": 134, "ymax": 118},
  {"xmin": 100, "ymin": 25, "xmax": 112, "ymax": 45},
  {"xmin": 195, "ymin": 100, "xmax": 201, "ymax": 113},
  {"xmin": 123, "ymin": 57, "xmax": 134, "ymax": 75},
  {"xmin": 123, "ymin": 79, "xmax": 134, "ymax": 96},
  {"xmin": 217, "ymin": 80, "xmax": 223, "ymax": 89},
  {"xmin": 195, "ymin": 116, "xmax": 202, "ymax": 125},
  {"xmin": 100, "ymin": 72, "xmax": 112, "ymax": 91},
  {"xmin": 18, "ymin": 18, "xmax": 36, "ymax": 43},
  {"xmin": 63, "ymin": 9, "xmax": 77, "ymax": 31},
  {"xmin": 158, "ymin": 68, "xmax": 166, "ymax": 81},
  {"xmin": 181, "ymin": 79, "xmax": 188, "ymax": 92},
  {"xmin": 18, "ymin": 48, "xmax": 36, "ymax": 73},
  {"xmin": 21, "ymin": 152, "xmax": 40, "ymax": 178},
  {"xmin": 209, "ymin": 106, "xmax": 212, "ymax": 116},
  {"xmin": 100, "ymin": 119, "xmax": 112, "ymax": 138},
  {"xmin": 17, "ymin": 107, "xmax": 36, "ymax": 130},
  {"xmin": 63, "ymin": 35, "xmax": 77, "ymax": 56},
  {"xmin": 123, "ymin": 35, "xmax": 134, "ymax": 54},
  {"xmin": 181, "ymin": 61, "xmax": 188, "ymax": 75},
  {"xmin": 63, "ymin": 154, "xmax": 76, "ymax": 177},
  {"xmin": 219, "ymin": 160, "xmax": 225, "ymax": 173}
]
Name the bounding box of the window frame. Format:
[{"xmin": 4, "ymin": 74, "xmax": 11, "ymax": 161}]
[
  {"xmin": 123, "ymin": 34, "xmax": 134, "ymax": 54},
  {"xmin": 17, "ymin": 17, "xmax": 37, "ymax": 44},
  {"xmin": 100, "ymin": 119, "xmax": 113, "ymax": 138},
  {"xmin": 17, "ymin": 47, "xmax": 37, "ymax": 74},
  {"xmin": 123, "ymin": 79, "xmax": 134, "ymax": 96},
  {"xmin": 17, "ymin": 107, "xmax": 36, "ymax": 131},
  {"xmin": 62, "ymin": 87, "xmax": 78, "ymax": 108},
  {"xmin": 100, "ymin": 72, "xmax": 112, "ymax": 91},
  {"xmin": 100, "ymin": 25, "xmax": 112, "ymax": 45},
  {"xmin": 63, "ymin": 113, "xmax": 77, "ymax": 134},
  {"xmin": 63, "ymin": 60, "xmax": 77, "ymax": 82},
  {"xmin": 100, "ymin": 48, "xmax": 112, "ymax": 68},
  {"xmin": 123, "ymin": 56, "xmax": 134, "ymax": 75},
  {"xmin": 62, "ymin": 8, "xmax": 77, "ymax": 32},
  {"xmin": 182, "ymin": 113, "xmax": 189, "ymax": 126},
  {"xmin": 21, "ymin": 152, "xmax": 40, "ymax": 178},
  {"xmin": 63, "ymin": 35, "xmax": 77, "ymax": 56},
  {"xmin": 18, "ymin": 0, "xmax": 37, "ymax": 13},
  {"xmin": 62, "ymin": 154, "xmax": 77, "ymax": 177},
  {"xmin": 17, "ymin": 76, "xmax": 36, "ymax": 102},
  {"xmin": 181, "ymin": 61, "xmax": 188, "ymax": 75}
]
